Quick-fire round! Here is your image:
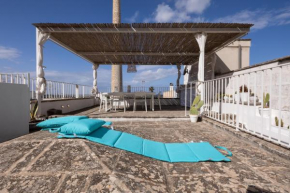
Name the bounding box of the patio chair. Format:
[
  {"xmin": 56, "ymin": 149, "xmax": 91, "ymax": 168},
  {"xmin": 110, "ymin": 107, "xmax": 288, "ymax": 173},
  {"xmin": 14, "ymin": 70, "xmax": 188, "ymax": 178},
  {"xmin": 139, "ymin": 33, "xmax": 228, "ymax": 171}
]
[
  {"xmin": 99, "ymin": 93, "xmax": 108, "ymax": 112},
  {"xmin": 133, "ymin": 92, "xmax": 148, "ymax": 112},
  {"xmin": 110, "ymin": 92, "xmax": 126, "ymax": 112},
  {"xmin": 157, "ymin": 91, "xmax": 162, "ymax": 110}
]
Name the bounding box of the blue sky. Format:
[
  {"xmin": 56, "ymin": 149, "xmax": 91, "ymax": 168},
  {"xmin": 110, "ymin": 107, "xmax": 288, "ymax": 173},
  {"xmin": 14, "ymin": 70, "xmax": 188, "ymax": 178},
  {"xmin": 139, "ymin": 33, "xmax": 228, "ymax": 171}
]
[{"xmin": 0, "ymin": 0, "xmax": 290, "ymax": 91}]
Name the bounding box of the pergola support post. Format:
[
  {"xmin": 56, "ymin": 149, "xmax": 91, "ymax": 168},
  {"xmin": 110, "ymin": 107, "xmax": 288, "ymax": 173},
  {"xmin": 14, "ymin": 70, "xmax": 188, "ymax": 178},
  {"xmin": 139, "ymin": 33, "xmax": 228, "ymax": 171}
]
[
  {"xmin": 36, "ymin": 28, "xmax": 50, "ymax": 117},
  {"xmin": 211, "ymin": 53, "xmax": 217, "ymax": 80},
  {"xmin": 176, "ymin": 64, "xmax": 181, "ymax": 96},
  {"xmin": 75, "ymin": 85, "xmax": 79, "ymax": 98},
  {"xmin": 92, "ymin": 64, "xmax": 99, "ymax": 95},
  {"xmin": 195, "ymin": 33, "xmax": 207, "ymax": 112}
]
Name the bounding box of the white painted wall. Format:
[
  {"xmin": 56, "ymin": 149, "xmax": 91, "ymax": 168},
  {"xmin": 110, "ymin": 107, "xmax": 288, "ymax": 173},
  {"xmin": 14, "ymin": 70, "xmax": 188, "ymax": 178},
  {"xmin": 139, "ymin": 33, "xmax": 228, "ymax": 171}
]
[
  {"xmin": 0, "ymin": 83, "xmax": 29, "ymax": 142},
  {"xmin": 184, "ymin": 39, "xmax": 251, "ymax": 84},
  {"xmin": 35, "ymin": 98, "xmax": 97, "ymax": 116}
]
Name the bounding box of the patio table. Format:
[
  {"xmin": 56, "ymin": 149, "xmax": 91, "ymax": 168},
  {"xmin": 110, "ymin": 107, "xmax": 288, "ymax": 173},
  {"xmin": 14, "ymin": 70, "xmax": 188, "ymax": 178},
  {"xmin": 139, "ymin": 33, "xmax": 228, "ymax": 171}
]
[{"xmin": 103, "ymin": 92, "xmax": 155, "ymax": 112}]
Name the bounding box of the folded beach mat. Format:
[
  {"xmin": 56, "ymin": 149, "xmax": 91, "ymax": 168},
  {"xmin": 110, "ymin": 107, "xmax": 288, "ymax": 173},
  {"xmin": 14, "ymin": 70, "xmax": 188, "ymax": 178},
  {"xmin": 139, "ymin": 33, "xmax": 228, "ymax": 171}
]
[
  {"xmin": 40, "ymin": 116, "xmax": 232, "ymax": 163},
  {"xmin": 56, "ymin": 123, "xmax": 232, "ymax": 163}
]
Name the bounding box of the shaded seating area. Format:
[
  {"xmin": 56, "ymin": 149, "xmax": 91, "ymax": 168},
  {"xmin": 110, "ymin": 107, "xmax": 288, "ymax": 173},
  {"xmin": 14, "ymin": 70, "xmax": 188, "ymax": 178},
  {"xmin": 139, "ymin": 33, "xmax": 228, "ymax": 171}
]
[
  {"xmin": 98, "ymin": 92, "xmax": 157, "ymax": 113},
  {"xmin": 33, "ymin": 22, "xmax": 253, "ymax": 117}
]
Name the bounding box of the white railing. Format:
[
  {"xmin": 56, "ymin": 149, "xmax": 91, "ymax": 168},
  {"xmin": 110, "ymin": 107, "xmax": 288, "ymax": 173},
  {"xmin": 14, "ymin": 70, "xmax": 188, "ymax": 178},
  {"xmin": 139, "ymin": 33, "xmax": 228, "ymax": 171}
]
[
  {"xmin": 0, "ymin": 72, "xmax": 93, "ymax": 100},
  {"xmin": 106, "ymin": 86, "xmax": 179, "ymax": 98},
  {"xmin": 199, "ymin": 63, "xmax": 290, "ymax": 148},
  {"xmin": 0, "ymin": 73, "xmax": 30, "ymax": 86},
  {"xmin": 30, "ymin": 79, "xmax": 93, "ymax": 100}
]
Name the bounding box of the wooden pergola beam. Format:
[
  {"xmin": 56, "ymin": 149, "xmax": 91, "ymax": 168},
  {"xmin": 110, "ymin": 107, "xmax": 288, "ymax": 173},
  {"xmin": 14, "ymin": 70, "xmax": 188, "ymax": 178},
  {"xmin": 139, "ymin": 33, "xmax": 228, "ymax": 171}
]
[
  {"xmin": 80, "ymin": 52, "xmax": 199, "ymax": 56},
  {"xmin": 38, "ymin": 27, "xmax": 250, "ymax": 34},
  {"xmin": 94, "ymin": 62, "xmax": 189, "ymax": 65}
]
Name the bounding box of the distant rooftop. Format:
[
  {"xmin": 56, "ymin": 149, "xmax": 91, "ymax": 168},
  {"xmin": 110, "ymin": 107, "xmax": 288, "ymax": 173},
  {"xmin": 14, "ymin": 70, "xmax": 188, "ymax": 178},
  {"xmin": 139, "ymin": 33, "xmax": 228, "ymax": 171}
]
[{"xmin": 218, "ymin": 55, "xmax": 290, "ymax": 75}]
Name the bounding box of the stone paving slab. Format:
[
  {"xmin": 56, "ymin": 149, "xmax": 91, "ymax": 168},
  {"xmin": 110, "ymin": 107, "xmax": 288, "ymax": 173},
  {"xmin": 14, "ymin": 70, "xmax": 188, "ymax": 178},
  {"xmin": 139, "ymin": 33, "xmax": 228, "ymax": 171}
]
[
  {"xmin": 1, "ymin": 121, "xmax": 290, "ymax": 192},
  {"xmin": 72, "ymin": 106, "xmax": 186, "ymax": 118}
]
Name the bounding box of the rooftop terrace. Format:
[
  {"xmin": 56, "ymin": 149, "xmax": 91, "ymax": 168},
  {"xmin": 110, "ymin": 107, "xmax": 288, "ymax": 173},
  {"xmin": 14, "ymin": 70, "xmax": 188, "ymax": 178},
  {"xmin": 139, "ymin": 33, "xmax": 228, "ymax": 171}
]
[{"xmin": 1, "ymin": 120, "xmax": 290, "ymax": 192}]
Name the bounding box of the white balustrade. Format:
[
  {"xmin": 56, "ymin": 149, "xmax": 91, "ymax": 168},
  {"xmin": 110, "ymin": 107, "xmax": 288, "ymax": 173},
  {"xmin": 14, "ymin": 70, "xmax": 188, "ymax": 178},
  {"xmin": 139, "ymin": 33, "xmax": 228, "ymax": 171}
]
[
  {"xmin": 187, "ymin": 62, "xmax": 290, "ymax": 148},
  {"xmin": 106, "ymin": 86, "xmax": 179, "ymax": 99},
  {"xmin": 0, "ymin": 73, "xmax": 93, "ymax": 100}
]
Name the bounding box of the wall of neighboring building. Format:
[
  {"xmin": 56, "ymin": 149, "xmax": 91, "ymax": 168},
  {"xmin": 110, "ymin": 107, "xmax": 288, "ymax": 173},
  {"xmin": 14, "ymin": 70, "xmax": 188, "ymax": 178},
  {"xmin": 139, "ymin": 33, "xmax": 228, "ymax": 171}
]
[
  {"xmin": 31, "ymin": 98, "xmax": 98, "ymax": 117},
  {"xmin": 0, "ymin": 83, "xmax": 29, "ymax": 142},
  {"xmin": 215, "ymin": 40, "xmax": 251, "ymax": 73},
  {"xmin": 183, "ymin": 39, "xmax": 251, "ymax": 84}
]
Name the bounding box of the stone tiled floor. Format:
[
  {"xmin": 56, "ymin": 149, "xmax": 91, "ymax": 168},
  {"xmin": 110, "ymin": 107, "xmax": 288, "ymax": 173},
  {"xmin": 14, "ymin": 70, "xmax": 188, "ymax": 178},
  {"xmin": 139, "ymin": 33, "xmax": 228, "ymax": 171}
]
[
  {"xmin": 1, "ymin": 121, "xmax": 290, "ymax": 192},
  {"xmin": 68, "ymin": 106, "xmax": 186, "ymax": 118}
]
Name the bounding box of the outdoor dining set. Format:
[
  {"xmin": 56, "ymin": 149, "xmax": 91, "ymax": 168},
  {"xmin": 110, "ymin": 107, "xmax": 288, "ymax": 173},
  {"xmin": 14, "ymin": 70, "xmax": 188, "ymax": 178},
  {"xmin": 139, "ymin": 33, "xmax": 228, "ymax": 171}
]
[{"xmin": 98, "ymin": 92, "xmax": 162, "ymax": 112}]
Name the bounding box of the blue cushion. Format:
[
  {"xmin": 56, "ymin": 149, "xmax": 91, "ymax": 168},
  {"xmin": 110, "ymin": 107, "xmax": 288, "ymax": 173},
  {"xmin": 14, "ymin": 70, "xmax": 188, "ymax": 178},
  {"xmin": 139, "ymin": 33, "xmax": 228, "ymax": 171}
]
[
  {"xmin": 187, "ymin": 142, "xmax": 230, "ymax": 162},
  {"xmin": 165, "ymin": 143, "xmax": 199, "ymax": 162},
  {"xmin": 37, "ymin": 116, "xmax": 88, "ymax": 128},
  {"xmin": 86, "ymin": 127, "xmax": 122, "ymax": 147},
  {"xmin": 57, "ymin": 119, "xmax": 106, "ymax": 135},
  {"xmin": 143, "ymin": 139, "xmax": 170, "ymax": 162},
  {"xmin": 114, "ymin": 133, "xmax": 143, "ymax": 154}
]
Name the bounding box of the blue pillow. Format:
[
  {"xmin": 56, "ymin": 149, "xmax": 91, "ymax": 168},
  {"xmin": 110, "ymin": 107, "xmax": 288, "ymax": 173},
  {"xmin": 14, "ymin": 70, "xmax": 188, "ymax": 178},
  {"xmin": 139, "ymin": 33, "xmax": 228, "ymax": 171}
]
[
  {"xmin": 55, "ymin": 119, "xmax": 106, "ymax": 135},
  {"xmin": 37, "ymin": 116, "xmax": 88, "ymax": 128}
]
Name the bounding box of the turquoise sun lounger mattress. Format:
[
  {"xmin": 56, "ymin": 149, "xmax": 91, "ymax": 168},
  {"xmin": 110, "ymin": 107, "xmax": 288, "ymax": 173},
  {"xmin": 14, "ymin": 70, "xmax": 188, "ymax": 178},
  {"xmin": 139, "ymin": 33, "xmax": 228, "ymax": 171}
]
[{"xmin": 57, "ymin": 124, "xmax": 232, "ymax": 163}]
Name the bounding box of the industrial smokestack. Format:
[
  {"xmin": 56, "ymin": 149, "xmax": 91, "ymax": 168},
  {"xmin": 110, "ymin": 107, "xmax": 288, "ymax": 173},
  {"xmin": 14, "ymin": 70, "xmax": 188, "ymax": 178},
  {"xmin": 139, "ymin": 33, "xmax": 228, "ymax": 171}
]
[
  {"xmin": 111, "ymin": 0, "xmax": 123, "ymax": 92},
  {"xmin": 113, "ymin": 0, "xmax": 121, "ymax": 24}
]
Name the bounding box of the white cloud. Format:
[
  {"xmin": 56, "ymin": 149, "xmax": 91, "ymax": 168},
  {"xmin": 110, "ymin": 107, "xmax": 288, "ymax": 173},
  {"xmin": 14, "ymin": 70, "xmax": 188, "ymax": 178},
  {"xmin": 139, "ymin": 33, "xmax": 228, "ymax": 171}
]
[
  {"xmin": 145, "ymin": 1, "xmax": 290, "ymax": 31},
  {"xmin": 126, "ymin": 11, "xmax": 139, "ymax": 23},
  {"xmin": 146, "ymin": 0, "xmax": 210, "ymax": 23},
  {"xmin": 154, "ymin": 3, "xmax": 176, "ymax": 22},
  {"xmin": 29, "ymin": 68, "xmax": 111, "ymax": 87},
  {"xmin": 215, "ymin": 7, "xmax": 290, "ymax": 30},
  {"xmin": 130, "ymin": 67, "xmax": 177, "ymax": 85},
  {"xmin": 137, "ymin": 65, "xmax": 164, "ymax": 71},
  {"xmin": 0, "ymin": 46, "xmax": 21, "ymax": 60},
  {"xmin": 175, "ymin": 0, "xmax": 211, "ymax": 14}
]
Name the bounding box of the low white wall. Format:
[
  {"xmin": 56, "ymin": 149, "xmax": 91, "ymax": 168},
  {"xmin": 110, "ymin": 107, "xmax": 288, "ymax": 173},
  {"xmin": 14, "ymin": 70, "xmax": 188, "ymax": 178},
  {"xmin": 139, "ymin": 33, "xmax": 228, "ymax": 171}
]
[
  {"xmin": 0, "ymin": 83, "xmax": 29, "ymax": 142},
  {"xmin": 39, "ymin": 98, "xmax": 97, "ymax": 116}
]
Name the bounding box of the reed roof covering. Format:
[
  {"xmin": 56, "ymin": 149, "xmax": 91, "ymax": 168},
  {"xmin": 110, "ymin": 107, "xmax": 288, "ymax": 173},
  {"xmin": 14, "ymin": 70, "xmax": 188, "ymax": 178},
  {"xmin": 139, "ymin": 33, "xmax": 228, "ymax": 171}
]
[{"xmin": 33, "ymin": 23, "xmax": 253, "ymax": 65}]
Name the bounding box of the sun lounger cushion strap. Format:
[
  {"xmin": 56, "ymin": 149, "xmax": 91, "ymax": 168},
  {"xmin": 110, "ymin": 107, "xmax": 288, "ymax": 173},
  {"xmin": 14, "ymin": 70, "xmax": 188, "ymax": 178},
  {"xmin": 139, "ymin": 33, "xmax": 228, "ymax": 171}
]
[
  {"xmin": 215, "ymin": 146, "xmax": 232, "ymax": 157},
  {"xmin": 49, "ymin": 128, "xmax": 61, "ymax": 133}
]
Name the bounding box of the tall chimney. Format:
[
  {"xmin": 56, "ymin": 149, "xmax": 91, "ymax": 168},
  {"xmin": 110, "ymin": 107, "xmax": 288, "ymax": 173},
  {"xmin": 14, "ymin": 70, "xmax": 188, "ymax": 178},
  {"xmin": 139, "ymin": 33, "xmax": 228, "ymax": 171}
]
[{"xmin": 111, "ymin": 0, "xmax": 123, "ymax": 92}]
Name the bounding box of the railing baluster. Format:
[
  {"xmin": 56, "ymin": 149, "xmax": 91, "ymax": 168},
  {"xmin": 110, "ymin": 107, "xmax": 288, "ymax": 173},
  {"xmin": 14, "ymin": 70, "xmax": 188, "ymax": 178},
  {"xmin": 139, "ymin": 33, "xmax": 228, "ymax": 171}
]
[
  {"xmin": 261, "ymin": 71, "xmax": 264, "ymax": 136},
  {"xmin": 236, "ymin": 75, "xmax": 240, "ymax": 130},
  {"xmin": 185, "ymin": 83, "xmax": 187, "ymax": 116},
  {"xmin": 268, "ymin": 69, "xmax": 272, "ymax": 140},
  {"xmin": 247, "ymin": 73, "xmax": 250, "ymax": 132},
  {"xmin": 278, "ymin": 67, "xmax": 282, "ymax": 143}
]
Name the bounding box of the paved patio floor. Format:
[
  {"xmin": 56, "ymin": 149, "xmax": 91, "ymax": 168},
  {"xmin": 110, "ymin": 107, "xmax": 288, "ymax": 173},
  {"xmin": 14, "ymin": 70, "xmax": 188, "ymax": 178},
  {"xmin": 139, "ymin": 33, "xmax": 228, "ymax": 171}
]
[
  {"xmin": 1, "ymin": 121, "xmax": 290, "ymax": 192},
  {"xmin": 67, "ymin": 106, "xmax": 186, "ymax": 119}
]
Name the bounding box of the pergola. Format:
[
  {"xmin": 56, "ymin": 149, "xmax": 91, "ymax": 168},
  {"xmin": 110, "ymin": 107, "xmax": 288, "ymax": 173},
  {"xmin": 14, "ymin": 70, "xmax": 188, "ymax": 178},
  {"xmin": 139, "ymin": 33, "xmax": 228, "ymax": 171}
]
[{"xmin": 33, "ymin": 22, "xmax": 253, "ymax": 114}]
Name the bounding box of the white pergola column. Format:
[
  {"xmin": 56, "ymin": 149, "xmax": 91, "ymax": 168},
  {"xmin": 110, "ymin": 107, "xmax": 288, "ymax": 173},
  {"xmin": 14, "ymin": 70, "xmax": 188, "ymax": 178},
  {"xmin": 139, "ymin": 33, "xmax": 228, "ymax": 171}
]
[
  {"xmin": 36, "ymin": 28, "xmax": 50, "ymax": 117},
  {"xmin": 92, "ymin": 64, "xmax": 99, "ymax": 95},
  {"xmin": 211, "ymin": 53, "xmax": 217, "ymax": 80},
  {"xmin": 176, "ymin": 64, "xmax": 181, "ymax": 93},
  {"xmin": 195, "ymin": 33, "xmax": 207, "ymax": 103}
]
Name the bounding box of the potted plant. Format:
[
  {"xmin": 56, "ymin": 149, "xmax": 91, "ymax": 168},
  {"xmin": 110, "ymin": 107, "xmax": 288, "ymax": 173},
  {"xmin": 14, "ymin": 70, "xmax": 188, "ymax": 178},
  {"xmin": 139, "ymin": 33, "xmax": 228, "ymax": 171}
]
[
  {"xmin": 275, "ymin": 117, "xmax": 284, "ymax": 128},
  {"xmin": 189, "ymin": 95, "xmax": 204, "ymax": 123},
  {"xmin": 224, "ymin": 94, "xmax": 233, "ymax": 103},
  {"xmin": 272, "ymin": 117, "xmax": 289, "ymax": 142},
  {"xmin": 249, "ymin": 90, "xmax": 258, "ymax": 103},
  {"xmin": 149, "ymin": 86, "xmax": 154, "ymax": 92},
  {"xmin": 239, "ymin": 85, "xmax": 249, "ymax": 103},
  {"xmin": 258, "ymin": 93, "xmax": 270, "ymax": 117}
]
